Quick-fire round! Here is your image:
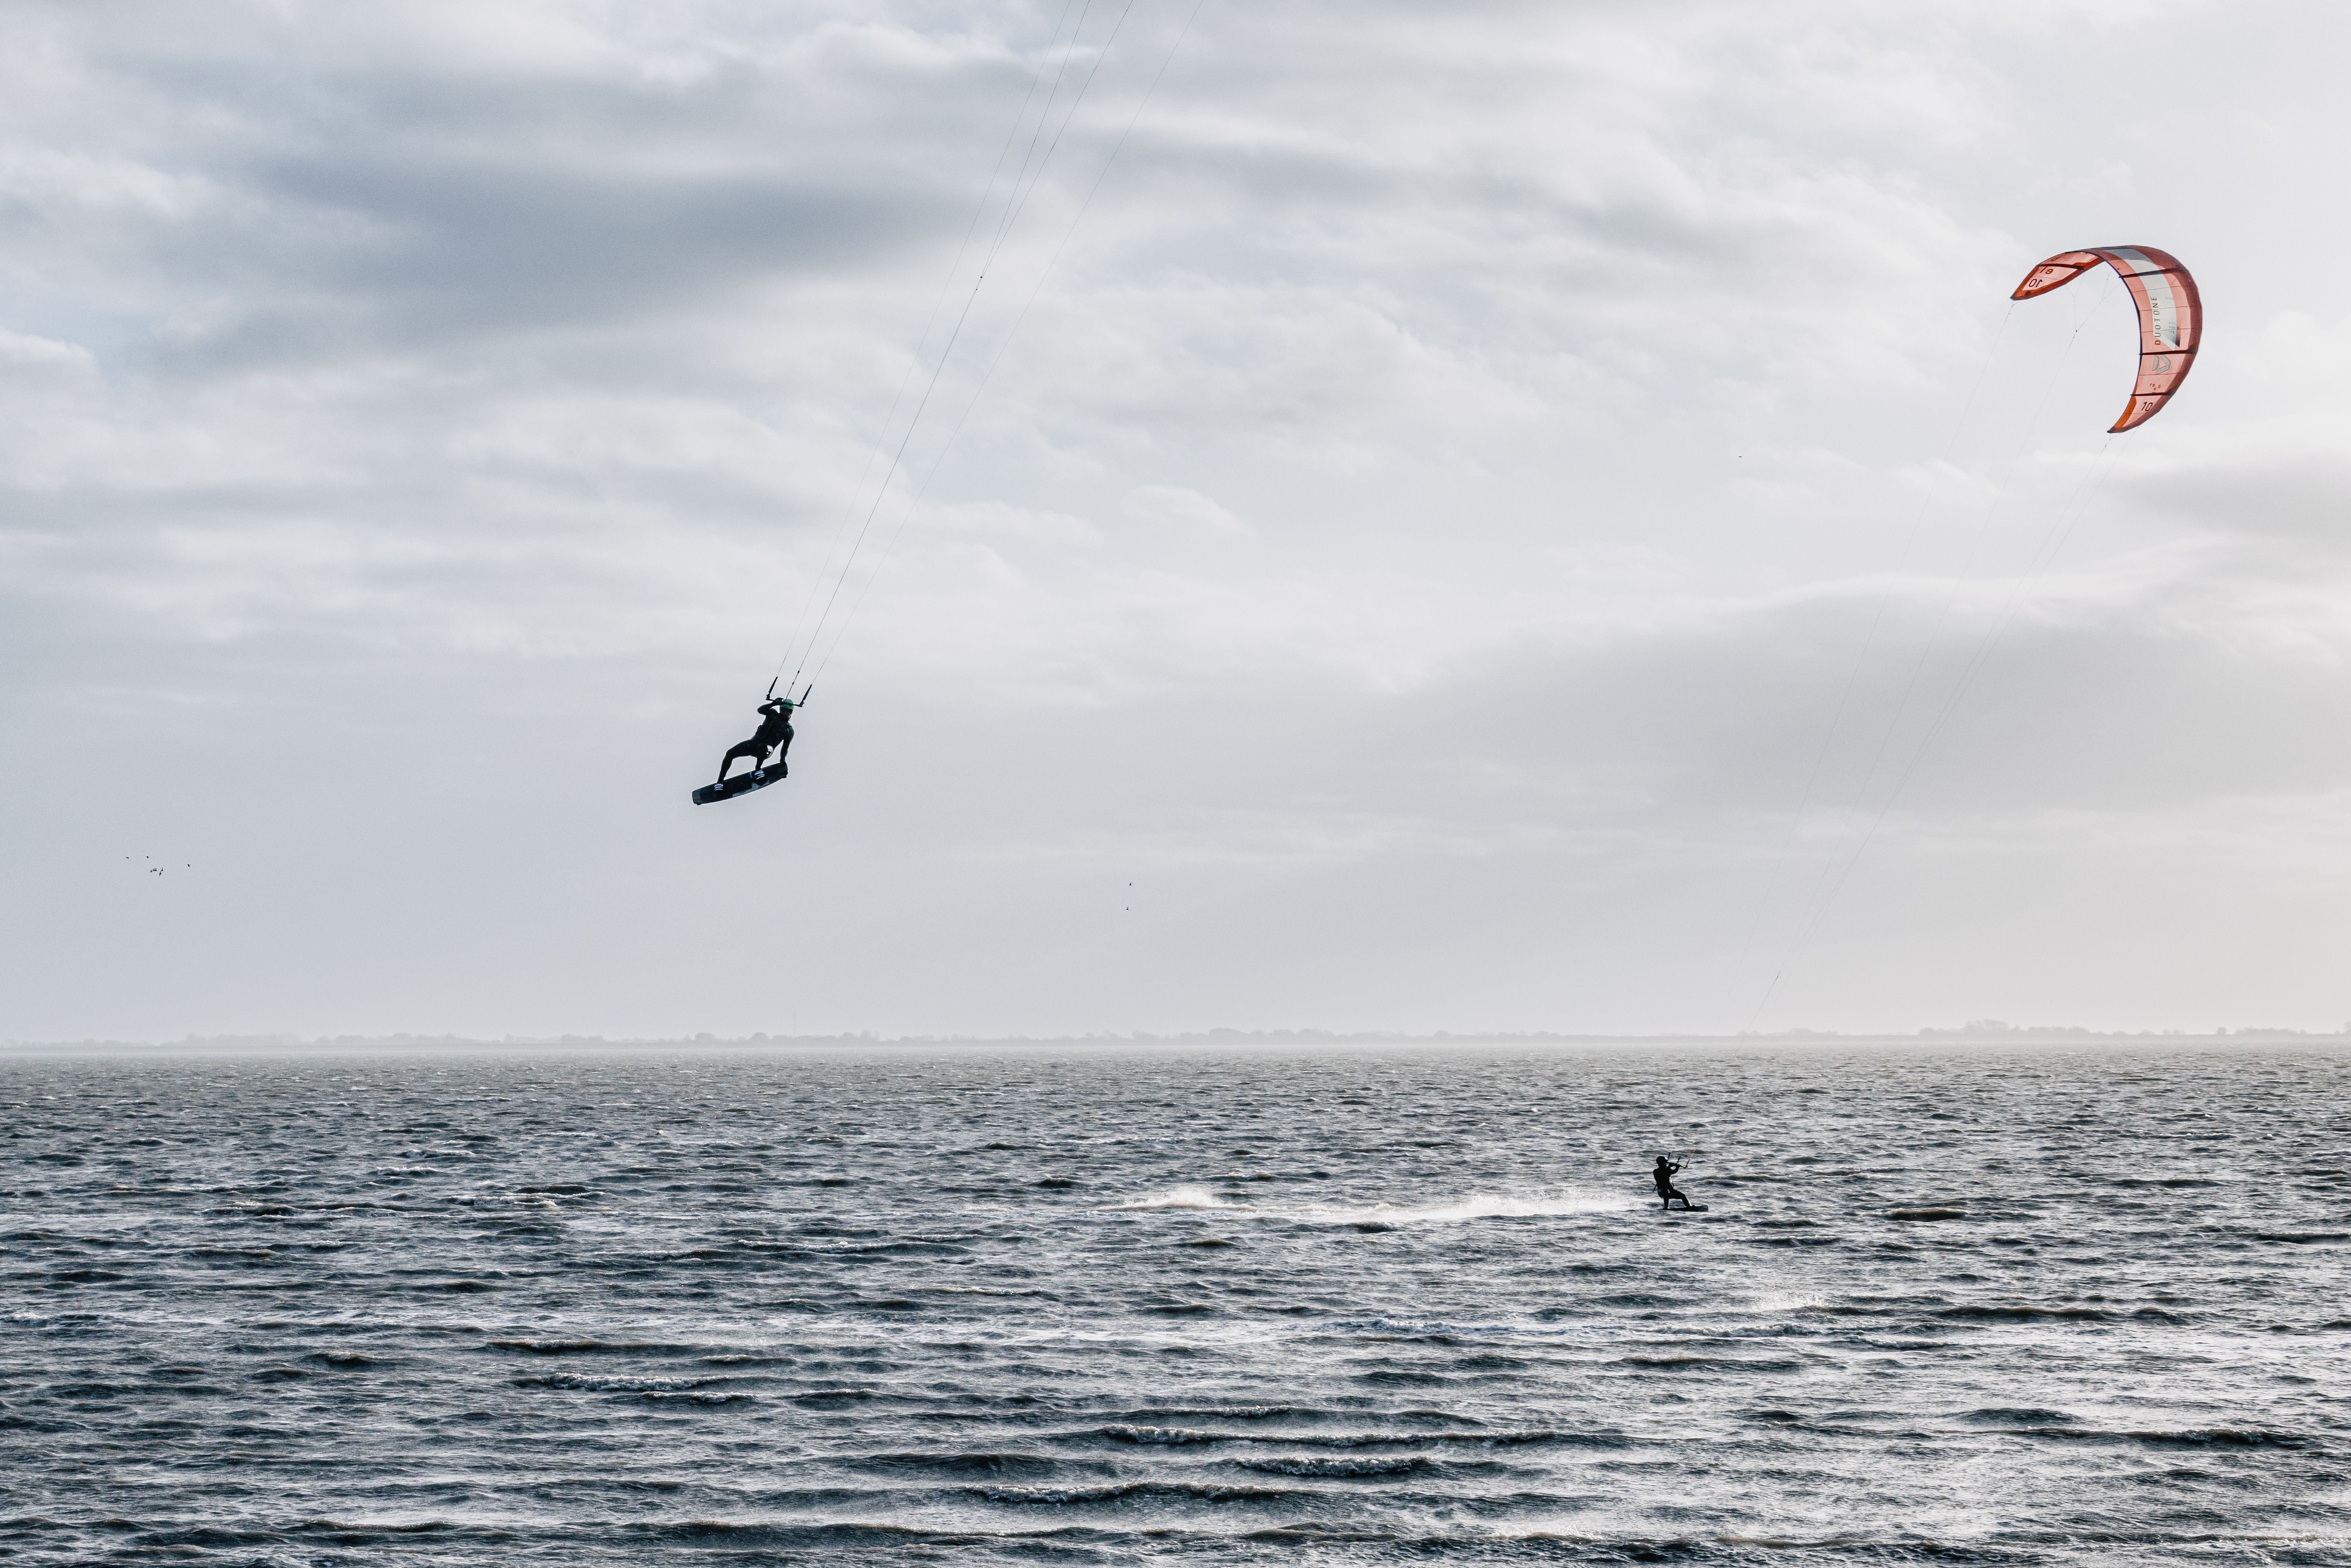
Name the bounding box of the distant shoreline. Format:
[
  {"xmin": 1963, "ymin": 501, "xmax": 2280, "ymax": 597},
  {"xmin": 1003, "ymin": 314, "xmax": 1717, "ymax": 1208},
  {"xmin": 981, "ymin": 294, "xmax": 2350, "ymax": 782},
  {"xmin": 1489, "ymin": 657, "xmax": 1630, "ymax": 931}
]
[{"xmin": 4, "ymin": 1027, "xmax": 2346, "ymax": 1057}]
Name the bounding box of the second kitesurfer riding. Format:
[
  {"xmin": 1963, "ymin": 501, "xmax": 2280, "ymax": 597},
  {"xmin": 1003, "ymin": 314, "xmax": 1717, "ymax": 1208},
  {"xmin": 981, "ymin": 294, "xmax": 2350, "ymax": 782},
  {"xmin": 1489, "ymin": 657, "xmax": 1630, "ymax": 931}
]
[{"xmin": 1653, "ymin": 1155, "xmax": 1692, "ymax": 1211}]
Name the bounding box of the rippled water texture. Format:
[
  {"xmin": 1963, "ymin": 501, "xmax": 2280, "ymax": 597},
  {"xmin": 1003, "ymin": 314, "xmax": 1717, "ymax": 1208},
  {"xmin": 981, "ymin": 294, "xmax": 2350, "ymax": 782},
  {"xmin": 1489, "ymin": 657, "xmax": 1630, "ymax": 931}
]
[{"xmin": 4, "ymin": 1041, "xmax": 2348, "ymax": 1565}]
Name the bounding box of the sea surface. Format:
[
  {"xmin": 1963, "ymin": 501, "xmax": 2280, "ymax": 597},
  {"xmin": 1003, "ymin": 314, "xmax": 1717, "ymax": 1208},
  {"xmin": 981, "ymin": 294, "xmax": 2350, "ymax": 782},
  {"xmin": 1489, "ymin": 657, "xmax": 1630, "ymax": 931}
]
[{"xmin": 3, "ymin": 1040, "xmax": 2347, "ymax": 1565}]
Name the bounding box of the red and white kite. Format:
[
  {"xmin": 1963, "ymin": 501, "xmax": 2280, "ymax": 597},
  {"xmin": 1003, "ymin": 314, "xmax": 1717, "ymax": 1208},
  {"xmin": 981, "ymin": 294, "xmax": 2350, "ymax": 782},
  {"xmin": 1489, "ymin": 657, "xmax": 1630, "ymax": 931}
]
[{"xmin": 2011, "ymin": 246, "xmax": 2201, "ymax": 432}]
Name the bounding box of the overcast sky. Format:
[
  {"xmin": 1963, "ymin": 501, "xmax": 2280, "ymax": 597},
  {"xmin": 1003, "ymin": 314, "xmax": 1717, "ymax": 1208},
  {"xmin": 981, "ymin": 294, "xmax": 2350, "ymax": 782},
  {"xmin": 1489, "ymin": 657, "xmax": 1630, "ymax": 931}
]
[{"xmin": 6, "ymin": 0, "xmax": 2348, "ymax": 1040}]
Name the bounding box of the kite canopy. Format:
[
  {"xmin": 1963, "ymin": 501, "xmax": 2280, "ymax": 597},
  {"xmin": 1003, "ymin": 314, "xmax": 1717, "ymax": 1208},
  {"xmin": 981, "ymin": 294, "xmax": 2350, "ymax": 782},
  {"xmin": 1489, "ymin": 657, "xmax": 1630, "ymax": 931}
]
[{"xmin": 2011, "ymin": 247, "xmax": 2200, "ymax": 432}]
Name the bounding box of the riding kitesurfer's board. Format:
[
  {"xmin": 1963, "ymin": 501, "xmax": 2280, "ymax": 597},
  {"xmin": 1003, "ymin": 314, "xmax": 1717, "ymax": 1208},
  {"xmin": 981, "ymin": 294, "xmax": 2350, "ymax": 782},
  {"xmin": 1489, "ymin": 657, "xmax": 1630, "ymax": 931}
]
[
  {"xmin": 692, "ymin": 766, "xmax": 785, "ymax": 806},
  {"xmin": 1665, "ymin": 1205, "xmax": 1710, "ymax": 1214}
]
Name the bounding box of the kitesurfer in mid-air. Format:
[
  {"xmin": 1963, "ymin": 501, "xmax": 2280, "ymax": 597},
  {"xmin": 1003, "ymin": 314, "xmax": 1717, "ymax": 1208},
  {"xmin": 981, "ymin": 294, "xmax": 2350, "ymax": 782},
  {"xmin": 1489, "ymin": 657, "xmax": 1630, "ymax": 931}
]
[
  {"xmin": 716, "ymin": 696, "xmax": 794, "ymax": 786},
  {"xmin": 1653, "ymin": 1155, "xmax": 1691, "ymax": 1211}
]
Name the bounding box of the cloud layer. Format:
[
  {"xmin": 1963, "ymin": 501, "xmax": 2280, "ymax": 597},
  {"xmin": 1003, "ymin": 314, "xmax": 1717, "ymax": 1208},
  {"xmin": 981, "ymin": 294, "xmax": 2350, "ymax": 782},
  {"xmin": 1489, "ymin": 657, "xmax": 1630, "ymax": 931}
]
[{"xmin": 6, "ymin": 0, "xmax": 2348, "ymax": 1038}]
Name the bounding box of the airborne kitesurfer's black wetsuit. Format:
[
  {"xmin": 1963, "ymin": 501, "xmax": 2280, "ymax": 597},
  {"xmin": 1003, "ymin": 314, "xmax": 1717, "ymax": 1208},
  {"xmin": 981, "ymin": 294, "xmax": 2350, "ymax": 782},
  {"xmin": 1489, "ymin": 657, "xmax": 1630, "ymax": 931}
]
[
  {"xmin": 1653, "ymin": 1157, "xmax": 1689, "ymax": 1210},
  {"xmin": 717, "ymin": 699, "xmax": 794, "ymax": 785}
]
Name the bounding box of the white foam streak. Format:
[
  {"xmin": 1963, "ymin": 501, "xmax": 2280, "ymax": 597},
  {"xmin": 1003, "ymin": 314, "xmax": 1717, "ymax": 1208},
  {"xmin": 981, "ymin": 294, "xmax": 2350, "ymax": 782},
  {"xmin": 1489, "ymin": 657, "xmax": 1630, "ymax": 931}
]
[{"xmin": 1105, "ymin": 1185, "xmax": 1640, "ymax": 1224}]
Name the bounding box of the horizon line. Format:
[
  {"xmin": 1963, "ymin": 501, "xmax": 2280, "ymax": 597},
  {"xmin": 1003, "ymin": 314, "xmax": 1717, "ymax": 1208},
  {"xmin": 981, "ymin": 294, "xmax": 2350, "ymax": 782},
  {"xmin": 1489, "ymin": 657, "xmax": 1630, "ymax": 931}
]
[{"xmin": 7, "ymin": 1023, "xmax": 2349, "ymax": 1052}]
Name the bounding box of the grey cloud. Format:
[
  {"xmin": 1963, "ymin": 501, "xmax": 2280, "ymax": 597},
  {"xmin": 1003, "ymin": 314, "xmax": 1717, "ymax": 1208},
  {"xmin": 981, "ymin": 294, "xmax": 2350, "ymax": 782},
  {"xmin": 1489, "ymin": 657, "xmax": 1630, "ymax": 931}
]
[
  {"xmin": 2118, "ymin": 454, "xmax": 2351, "ymax": 545},
  {"xmin": 208, "ymin": 154, "xmax": 938, "ymax": 339}
]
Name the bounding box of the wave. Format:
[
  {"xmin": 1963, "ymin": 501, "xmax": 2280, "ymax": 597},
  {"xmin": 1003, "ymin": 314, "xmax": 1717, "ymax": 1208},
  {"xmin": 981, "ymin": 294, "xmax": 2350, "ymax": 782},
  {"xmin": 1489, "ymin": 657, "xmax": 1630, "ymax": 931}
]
[
  {"xmin": 485, "ymin": 1339, "xmax": 692, "ymax": 1356},
  {"xmin": 1230, "ymin": 1454, "xmax": 1443, "ymax": 1477},
  {"xmin": 972, "ymin": 1480, "xmax": 1321, "ymax": 1506},
  {"xmin": 2017, "ymin": 1426, "xmax": 2313, "ymax": 1448},
  {"xmin": 511, "ymin": 1373, "xmax": 740, "ymax": 1394},
  {"xmin": 1959, "ymin": 1406, "xmax": 2077, "ymax": 1425},
  {"xmin": 844, "ymin": 1451, "xmax": 1090, "ymax": 1480},
  {"xmin": 1104, "ymin": 1405, "xmax": 1342, "ymax": 1424},
  {"xmin": 1097, "ymin": 1424, "xmax": 1223, "ymax": 1445},
  {"xmin": 1324, "ymin": 1317, "xmax": 1588, "ymax": 1341},
  {"xmin": 1091, "ymin": 1423, "xmax": 1615, "ymax": 1451},
  {"xmin": 628, "ymin": 1521, "xmax": 994, "ymax": 1549},
  {"xmin": 1614, "ymin": 1354, "xmax": 1804, "ymax": 1372}
]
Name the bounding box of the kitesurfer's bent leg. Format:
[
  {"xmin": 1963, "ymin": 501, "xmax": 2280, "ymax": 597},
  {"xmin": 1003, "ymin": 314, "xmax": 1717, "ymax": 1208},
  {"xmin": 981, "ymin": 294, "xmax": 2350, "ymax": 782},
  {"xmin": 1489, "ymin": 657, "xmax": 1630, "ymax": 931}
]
[{"xmin": 716, "ymin": 740, "xmax": 768, "ymax": 784}]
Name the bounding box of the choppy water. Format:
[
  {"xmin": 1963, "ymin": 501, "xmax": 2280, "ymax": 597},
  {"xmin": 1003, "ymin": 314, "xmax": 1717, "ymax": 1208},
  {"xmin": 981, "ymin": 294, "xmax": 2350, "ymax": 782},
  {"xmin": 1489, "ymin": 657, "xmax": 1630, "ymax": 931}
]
[{"xmin": 3, "ymin": 1041, "xmax": 2347, "ymax": 1565}]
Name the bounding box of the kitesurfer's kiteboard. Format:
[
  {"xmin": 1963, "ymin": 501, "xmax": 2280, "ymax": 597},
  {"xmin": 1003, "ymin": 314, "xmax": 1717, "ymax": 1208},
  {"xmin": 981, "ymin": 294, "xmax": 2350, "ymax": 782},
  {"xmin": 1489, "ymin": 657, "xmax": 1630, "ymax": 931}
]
[
  {"xmin": 1664, "ymin": 1205, "xmax": 1710, "ymax": 1214},
  {"xmin": 692, "ymin": 766, "xmax": 784, "ymax": 806}
]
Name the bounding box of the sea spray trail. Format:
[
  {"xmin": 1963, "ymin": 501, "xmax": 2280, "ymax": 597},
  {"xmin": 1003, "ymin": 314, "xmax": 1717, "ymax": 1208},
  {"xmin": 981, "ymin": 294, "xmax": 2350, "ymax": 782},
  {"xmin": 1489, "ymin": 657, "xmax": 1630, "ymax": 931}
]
[
  {"xmin": 2, "ymin": 1040, "xmax": 2347, "ymax": 1564},
  {"xmin": 1106, "ymin": 1184, "xmax": 1640, "ymax": 1224}
]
